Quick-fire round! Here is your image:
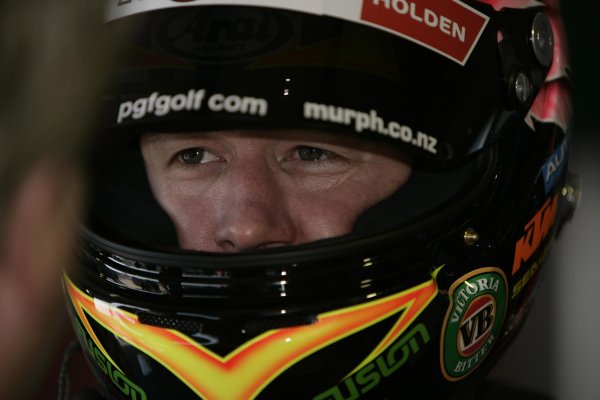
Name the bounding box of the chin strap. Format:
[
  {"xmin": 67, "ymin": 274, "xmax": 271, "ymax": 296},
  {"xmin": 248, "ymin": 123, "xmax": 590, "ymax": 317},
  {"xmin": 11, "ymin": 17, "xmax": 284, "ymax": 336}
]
[
  {"xmin": 57, "ymin": 340, "xmax": 105, "ymax": 400},
  {"xmin": 58, "ymin": 340, "xmax": 81, "ymax": 400}
]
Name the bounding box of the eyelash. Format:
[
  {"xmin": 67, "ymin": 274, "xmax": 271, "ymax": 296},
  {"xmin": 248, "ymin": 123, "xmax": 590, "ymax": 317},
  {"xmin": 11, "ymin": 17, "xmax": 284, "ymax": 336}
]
[
  {"xmin": 171, "ymin": 145, "xmax": 343, "ymax": 169},
  {"xmin": 178, "ymin": 148, "xmax": 201, "ymax": 163},
  {"xmin": 294, "ymin": 146, "xmax": 340, "ymax": 163},
  {"xmin": 173, "ymin": 147, "xmax": 219, "ymax": 166}
]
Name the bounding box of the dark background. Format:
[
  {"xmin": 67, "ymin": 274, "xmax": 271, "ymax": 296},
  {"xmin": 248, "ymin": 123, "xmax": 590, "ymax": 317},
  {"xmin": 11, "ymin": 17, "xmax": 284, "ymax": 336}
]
[
  {"xmin": 489, "ymin": 3, "xmax": 600, "ymax": 399},
  {"xmin": 561, "ymin": 2, "xmax": 599, "ymax": 135}
]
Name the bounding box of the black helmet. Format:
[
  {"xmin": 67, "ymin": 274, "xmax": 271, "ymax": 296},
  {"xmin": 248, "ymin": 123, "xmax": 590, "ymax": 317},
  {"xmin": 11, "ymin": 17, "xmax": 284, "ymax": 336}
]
[{"xmin": 64, "ymin": 1, "xmax": 578, "ymax": 399}]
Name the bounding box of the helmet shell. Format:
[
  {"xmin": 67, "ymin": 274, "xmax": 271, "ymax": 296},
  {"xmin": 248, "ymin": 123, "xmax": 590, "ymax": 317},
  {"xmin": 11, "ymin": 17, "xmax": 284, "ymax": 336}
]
[{"xmin": 65, "ymin": 1, "xmax": 574, "ymax": 399}]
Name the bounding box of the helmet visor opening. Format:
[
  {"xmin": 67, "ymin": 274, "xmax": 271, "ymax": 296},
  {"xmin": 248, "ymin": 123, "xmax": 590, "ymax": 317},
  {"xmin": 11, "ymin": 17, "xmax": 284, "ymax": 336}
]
[{"xmin": 86, "ymin": 126, "xmax": 489, "ymax": 254}]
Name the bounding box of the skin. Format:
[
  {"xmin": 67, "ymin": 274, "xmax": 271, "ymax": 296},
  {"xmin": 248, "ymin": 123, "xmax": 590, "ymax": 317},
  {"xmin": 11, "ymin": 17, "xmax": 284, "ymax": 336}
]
[{"xmin": 141, "ymin": 130, "xmax": 411, "ymax": 252}]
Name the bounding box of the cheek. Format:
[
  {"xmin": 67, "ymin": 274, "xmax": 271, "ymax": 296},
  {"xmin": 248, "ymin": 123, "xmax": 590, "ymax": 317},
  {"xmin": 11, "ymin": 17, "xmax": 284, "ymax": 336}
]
[
  {"xmin": 148, "ymin": 180, "xmax": 219, "ymax": 250},
  {"xmin": 360, "ymin": 162, "xmax": 411, "ymax": 209},
  {"xmin": 291, "ymin": 201, "xmax": 355, "ymax": 240},
  {"xmin": 288, "ymin": 191, "xmax": 378, "ymax": 241},
  {"xmin": 147, "ymin": 170, "xmax": 214, "ymax": 224},
  {"xmin": 290, "ymin": 169, "xmax": 409, "ymax": 241}
]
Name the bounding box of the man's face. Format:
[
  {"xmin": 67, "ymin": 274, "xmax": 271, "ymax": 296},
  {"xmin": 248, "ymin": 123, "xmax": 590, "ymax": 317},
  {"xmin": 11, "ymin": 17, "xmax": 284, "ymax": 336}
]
[{"xmin": 141, "ymin": 130, "xmax": 411, "ymax": 252}]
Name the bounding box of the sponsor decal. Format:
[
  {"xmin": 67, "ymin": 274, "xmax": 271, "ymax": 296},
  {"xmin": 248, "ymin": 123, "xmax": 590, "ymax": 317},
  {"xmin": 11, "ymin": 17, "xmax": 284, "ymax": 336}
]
[
  {"xmin": 155, "ymin": 7, "xmax": 294, "ymax": 63},
  {"xmin": 118, "ymin": 0, "xmax": 196, "ymax": 4},
  {"xmin": 545, "ymin": 11, "xmax": 570, "ymax": 81},
  {"xmin": 66, "ymin": 276, "xmax": 437, "ymax": 400},
  {"xmin": 303, "ymin": 102, "xmax": 438, "ymax": 154},
  {"xmin": 540, "ymin": 138, "xmax": 568, "ymax": 194},
  {"xmin": 512, "ymin": 193, "xmax": 558, "ymax": 275},
  {"xmin": 107, "ymin": 0, "xmax": 326, "ymax": 23},
  {"xmin": 524, "ymin": 10, "xmax": 571, "ymax": 132},
  {"xmin": 525, "ymin": 80, "xmax": 571, "ymax": 133},
  {"xmin": 314, "ymin": 323, "xmax": 430, "ymax": 399},
  {"xmin": 116, "ymin": 89, "xmax": 268, "ymax": 123},
  {"xmin": 72, "ymin": 319, "xmax": 147, "ymax": 400},
  {"xmin": 440, "ymin": 267, "xmax": 507, "ymax": 381},
  {"xmin": 512, "ymin": 243, "xmax": 549, "ymax": 299},
  {"xmin": 360, "ymin": 0, "xmax": 489, "ymax": 65},
  {"xmin": 475, "ymin": 0, "xmax": 544, "ymax": 11}
]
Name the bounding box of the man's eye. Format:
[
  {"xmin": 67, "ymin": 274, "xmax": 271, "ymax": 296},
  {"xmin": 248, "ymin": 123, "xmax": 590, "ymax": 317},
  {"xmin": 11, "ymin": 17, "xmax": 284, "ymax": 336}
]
[
  {"xmin": 297, "ymin": 146, "xmax": 336, "ymax": 162},
  {"xmin": 177, "ymin": 148, "xmax": 214, "ymax": 164}
]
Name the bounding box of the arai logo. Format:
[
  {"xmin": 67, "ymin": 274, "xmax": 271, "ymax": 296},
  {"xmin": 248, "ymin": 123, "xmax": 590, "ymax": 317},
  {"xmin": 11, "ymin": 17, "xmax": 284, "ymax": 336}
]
[
  {"xmin": 156, "ymin": 7, "xmax": 294, "ymax": 63},
  {"xmin": 440, "ymin": 268, "xmax": 507, "ymax": 381}
]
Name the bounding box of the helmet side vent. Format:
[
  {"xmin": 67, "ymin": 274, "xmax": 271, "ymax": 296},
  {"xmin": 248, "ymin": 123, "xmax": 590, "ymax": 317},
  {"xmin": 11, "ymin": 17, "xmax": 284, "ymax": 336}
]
[{"xmin": 138, "ymin": 312, "xmax": 203, "ymax": 334}]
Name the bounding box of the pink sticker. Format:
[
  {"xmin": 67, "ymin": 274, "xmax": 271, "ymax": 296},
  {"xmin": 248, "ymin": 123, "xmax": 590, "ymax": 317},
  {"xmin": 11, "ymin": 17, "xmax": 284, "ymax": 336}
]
[
  {"xmin": 476, "ymin": 0, "xmax": 543, "ymax": 11},
  {"xmin": 527, "ymin": 80, "xmax": 571, "ymax": 132}
]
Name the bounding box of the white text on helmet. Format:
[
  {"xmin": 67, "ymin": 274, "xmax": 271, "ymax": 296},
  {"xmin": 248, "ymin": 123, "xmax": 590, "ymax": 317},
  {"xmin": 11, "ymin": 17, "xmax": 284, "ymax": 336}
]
[
  {"xmin": 116, "ymin": 89, "xmax": 268, "ymax": 124},
  {"xmin": 303, "ymin": 101, "xmax": 437, "ymax": 154},
  {"xmin": 370, "ymin": 0, "xmax": 467, "ymax": 42}
]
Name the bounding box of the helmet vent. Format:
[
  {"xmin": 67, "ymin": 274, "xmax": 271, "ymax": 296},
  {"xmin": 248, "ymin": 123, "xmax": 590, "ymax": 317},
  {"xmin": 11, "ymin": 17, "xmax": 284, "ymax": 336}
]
[
  {"xmin": 243, "ymin": 315, "xmax": 317, "ymax": 333},
  {"xmin": 138, "ymin": 312, "xmax": 202, "ymax": 334}
]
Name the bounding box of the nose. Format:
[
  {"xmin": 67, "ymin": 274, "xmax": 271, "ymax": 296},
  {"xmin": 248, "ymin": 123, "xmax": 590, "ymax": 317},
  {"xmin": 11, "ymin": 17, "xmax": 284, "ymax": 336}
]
[{"xmin": 213, "ymin": 160, "xmax": 296, "ymax": 252}]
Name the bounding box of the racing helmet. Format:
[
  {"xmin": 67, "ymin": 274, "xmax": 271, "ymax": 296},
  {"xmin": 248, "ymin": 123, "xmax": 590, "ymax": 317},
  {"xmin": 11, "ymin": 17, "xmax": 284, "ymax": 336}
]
[{"xmin": 64, "ymin": 1, "xmax": 578, "ymax": 399}]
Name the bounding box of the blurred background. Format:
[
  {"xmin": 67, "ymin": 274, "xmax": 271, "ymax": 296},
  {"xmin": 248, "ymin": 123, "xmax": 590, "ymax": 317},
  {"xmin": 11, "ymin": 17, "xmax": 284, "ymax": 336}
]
[{"xmin": 489, "ymin": 3, "xmax": 600, "ymax": 399}]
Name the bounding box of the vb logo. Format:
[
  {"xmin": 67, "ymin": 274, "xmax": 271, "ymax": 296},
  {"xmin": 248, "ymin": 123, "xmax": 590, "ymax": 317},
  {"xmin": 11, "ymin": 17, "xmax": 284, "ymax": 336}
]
[
  {"xmin": 458, "ymin": 295, "xmax": 495, "ymax": 357},
  {"xmin": 441, "ymin": 268, "xmax": 507, "ymax": 381}
]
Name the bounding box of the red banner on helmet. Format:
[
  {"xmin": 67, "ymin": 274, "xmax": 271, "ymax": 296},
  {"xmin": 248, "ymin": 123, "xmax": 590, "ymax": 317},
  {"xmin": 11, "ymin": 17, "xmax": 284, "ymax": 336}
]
[{"xmin": 360, "ymin": 0, "xmax": 489, "ymax": 65}]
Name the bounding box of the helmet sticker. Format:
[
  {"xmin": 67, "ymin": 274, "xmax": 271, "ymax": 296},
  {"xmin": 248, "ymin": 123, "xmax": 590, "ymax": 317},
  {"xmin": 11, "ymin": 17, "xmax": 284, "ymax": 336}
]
[
  {"xmin": 512, "ymin": 193, "xmax": 558, "ymax": 276},
  {"xmin": 540, "ymin": 138, "xmax": 568, "ymax": 194},
  {"xmin": 475, "ymin": 0, "xmax": 544, "ymax": 11},
  {"xmin": 512, "ymin": 242, "xmax": 549, "ymax": 300},
  {"xmin": 107, "ymin": 0, "xmax": 489, "ymax": 65},
  {"xmin": 314, "ymin": 323, "xmax": 430, "ymax": 399},
  {"xmin": 440, "ymin": 267, "xmax": 508, "ymax": 381},
  {"xmin": 66, "ymin": 276, "xmax": 438, "ymax": 399},
  {"xmin": 109, "ymin": 0, "xmax": 331, "ymax": 19},
  {"xmin": 359, "ymin": 0, "xmax": 489, "ymax": 65},
  {"xmin": 545, "ymin": 10, "xmax": 570, "ymax": 81},
  {"xmin": 153, "ymin": 7, "xmax": 297, "ymax": 64},
  {"xmin": 522, "ymin": 7, "xmax": 571, "ymax": 132},
  {"xmin": 71, "ymin": 317, "xmax": 148, "ymax": 400},
  {"xmin": 525, "ymin": 80, "xmax": 571, "ymax": 133},
  {"xmin": 116, "ymin": 89, "xmax": 268, "ymax": 124},
  {"xmin": 303, "ymin": 102, "xmax": 438, "ymax": 154}
]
